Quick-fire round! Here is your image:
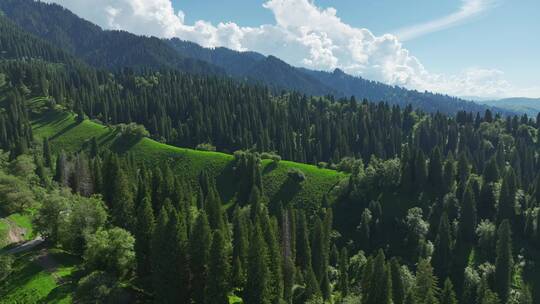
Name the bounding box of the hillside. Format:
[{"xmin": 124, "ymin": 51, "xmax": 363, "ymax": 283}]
[{"xmin": 30, "ymin": 105, "xmax": 346, "ymax": 211}]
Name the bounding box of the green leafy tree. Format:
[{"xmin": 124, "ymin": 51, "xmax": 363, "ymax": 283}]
[{"xmin": 83, "ymin": 227, "xmax": 136, "ymax": 279}]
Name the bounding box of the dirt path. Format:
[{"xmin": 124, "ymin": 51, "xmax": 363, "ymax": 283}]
[{"xmin": 5, "ymin": 218, "xmax": 26, "ymax": 244}]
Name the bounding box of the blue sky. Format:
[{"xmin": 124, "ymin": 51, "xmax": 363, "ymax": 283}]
[
  {"xmin": 174, "ymin": 0, "xmax": 539, "ymax": 92},
  {"xmin": 49, "ymin": 0, "xmax": 540, "ymax": 98}
]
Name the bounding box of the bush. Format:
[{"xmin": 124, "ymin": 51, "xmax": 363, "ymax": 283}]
[
  {"xmin": 196, "ymin": 143, "xmax": 216, "ymax": 152},
  {"xmin": 260, "ymin": 152, "xmax": 281, "ymax": 163},
  {"xmin": 287, "ymin": 168, "xmax": 306, "ymax": 183},
  {"xmin": 317, "ymin": 162, "xmax": 328, "ymax": 169},
  {"xmin": 115, "ymin": 123, "xmax": 149, "ymax": 140}
]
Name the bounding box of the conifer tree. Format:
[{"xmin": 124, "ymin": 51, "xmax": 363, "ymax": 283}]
[
  {"xmin": 497, "ymin": 169, "xmax": 516, "ymax": 225},
  {"xmin": 111, "ymin": 167, "xmax": 135, "ymax": 231},
  {"xmin": 135, "ymin": 197, "xmax": 154, "ymax": 279},
  {"xmin": 338, "ymin": 247, "xmax": 349, "ymax": 297},
  {"xmin": 459, "ymin": 183, "xmax": 477, "ymax": 244},
  {"xmin": 390, "ymin": 257, "xmax": 405, "ymax": 304},
  {"xmin": 296, "ymin": 210, "xmax": 312, "ymax": 272},
  {"xmin": 206, "ymin": 230, "xmax": 231, "ymax": 304},
  {"xmin": 365, "ymin": 250, "xmax": 392, "ymax": 304},
  {"xmin": 244, "ymin": 223, "xmax": 270, "ymax": 304},
  {"xmin": 495, "ymin": 220, "xmax": 513, "ymax": 303},
  {"xmin": 43, "ymin": 137, "xmax": 52, "ymax": 167},
  {"xmin": 428, "ymin": 147, "xmax": 444, "ymax": 196},
  {"xmin": 433, "ymin": 212, "xmax": 452, "ymax": 280},
  {"xmin": 415, "ymin": 259, "xmax": 439, "ymax": 304},
  {"xmin": 439, "ymin": 279, "xmax": 457, "ymax": 304},
  {"xmin": 190, "ymin": 212, "xmax": 212, "ymax": 304}
]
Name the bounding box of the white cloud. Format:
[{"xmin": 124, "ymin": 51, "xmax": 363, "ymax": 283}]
[
  {"xmin": 394, "ymin": 0, "xmax": 497, "ymax": 41},
  {"xmin": 45, "ymin": 0, "xmax": 538, "ymax": 98}
]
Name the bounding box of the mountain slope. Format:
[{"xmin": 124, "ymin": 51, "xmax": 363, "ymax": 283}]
[
  {"xmin": 30, "ymin": 106, "xmax": 345, "ymax": 210},
  {"xmin": 0, "ymin": 0, "xmax": 222, "ymax": 75}
]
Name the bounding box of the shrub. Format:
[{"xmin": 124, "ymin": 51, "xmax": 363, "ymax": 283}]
[
  {"xmin": 115, "ymin": 123, "xmax": 149, "ymax": 140},
  {"xmin": 317, "ymin": 162, "xmax": 328, "ymax": 169},
  {"xmin": 196, "ymin": 143, "xmax": 216, "ymax": 152},
  {"xmin": 260, "ymin": 152, "xmax": 281, "ymax": 163},
  {"xmin": 287, "ymin": 168, "xmax": 306, "ymax": 183}
]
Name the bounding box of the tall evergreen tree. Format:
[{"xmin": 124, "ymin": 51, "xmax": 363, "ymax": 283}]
[
  {"xmin": 111, "ymin": 167, "xmax": 135, "ymax": 231},
  {"xmin": 494, "ymin": 220, "xmax": 513, "ymax": 303},
  {"xmin": 42, "ymin": 137, "xmax": 52, "ymax": 167},
  {"xmin": 439, "ymin": 279, "xmax": 457, "ymax": 304},
  {"xmin": 433, "ymin": 212, "xmax": 452, "ymax": 280},
  {"xmin": 135, "ymin": 197, "xmax": 154, "ymax": 279},
  {"xmin": 206, "ymin": 230, "xmax": 231, "ymax": 304},
  {"xmin": 190, "ymin": 212, "xmax": 213, "ymax": 304},
  {"xmin": 244, "ymin": 223, "xmax": 271, "ymax": 304},
  {"xmin": 459, "ymin": 183, "xmax": 477, "ymax": 244},
  {"xmin": 390, "ymin": 258, "xmax": 406, "ymax": 304}
]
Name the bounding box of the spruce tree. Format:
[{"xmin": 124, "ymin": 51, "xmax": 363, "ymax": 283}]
[
  {"xmin": 459, "ymin": 183, "xmax": 477, "ymax": 244},
  {"xmin": 244, "ymin": 223, "xmax": 271, "ymax": 304},
  {"xmin": 43, "ymin": 137, "xmax": 52, "ymax": 167},
  {"xmin": 365, "ymin": 250, "xmax": 392, "ymax": 304},
  {"xmin": 338, "ymin": 247, "xmax": 349, "ymax": 297},
  {"xmin": 390, "ymin": 257, "xmax": 405, "ymax": 304},
  {"xmin": 111, "ymin": 167, "xmax": 135, "ymax": 231},
  {"xmin": 433, "ymin": 212, "xmax": 452, "ymax": 280},
  {"xmin": 415, "ymin": 259, "xmax": 439, "ymax": 304},
  {"xmin": 135, "ymin": 197, "xmax": 154, "ymax": 279},
  {"xmin": 494, "ymin": 220, "xmax": 513, "ymax": 303},
  {"xmin": 206, "ymin": 230, "xmax": 231, "ymax": 304},
  {"xmin": 190, "ymin": 212, "xmax": 212, "ymax": 304},
  {"xmin": 439, "ymin": 279, "xmax": 457, "ymax": 304}
]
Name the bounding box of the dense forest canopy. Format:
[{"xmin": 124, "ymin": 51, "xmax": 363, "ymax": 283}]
[{"xmin": 1, "ymin": 1, "xmax": 540, "ymax": 304}]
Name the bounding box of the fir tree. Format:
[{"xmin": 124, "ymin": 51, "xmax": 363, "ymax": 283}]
[
  {"xmin": 111, "ymin": 167, "xmax": 135, "ymax": 231},
  {"xmin": 390, "ymin": 258, "xmax": 405, "ymax": 304},
  {"xmin": 135, "ymin": 197, "xmax": 154, "ymax": 279},
  {"xmin": 244, "ymin": 223, "xmax": 271, "ymax": 304},
  {"xmin": 338, "ymin": 247, "xmax": 349, "ymax": 297},
  {"xmin": 439, "ymin": 279, "xmax": 457, "ymax": 304},
  {"xmin": 494, "ymin": 220, "xmax": 513, "ymax": 303},
  {"xmin": 190, "ymin": 212, "xmax": 213, "ymax": 304},
  {"xmin": 206, "ymin": 230, "xmax": 231, "ymax": 304},
  {"xmin": 43, "ymin": 137, "xmax": 52, "ymax": 167},
  {"xmin": 433, "ymin": 212, "xmax": 452, "ymax": 280}
]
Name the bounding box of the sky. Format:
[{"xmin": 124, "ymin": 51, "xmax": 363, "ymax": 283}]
[{"xmin": 45, "ymin": 0, "xmax": 540, "ymax": 99}]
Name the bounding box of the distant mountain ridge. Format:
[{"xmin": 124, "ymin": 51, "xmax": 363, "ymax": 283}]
[
  {"xmin": 477, "ymin": 98, "xmax": 540, "ymax": 117},
  {"xmin": 0, "ymin": 0, "xmax": 511, "ymax": 115}
]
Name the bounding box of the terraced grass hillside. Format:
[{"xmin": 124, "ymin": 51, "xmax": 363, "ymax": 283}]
[{"xmin": 31, "ymin": 106, "xmax": 347, "ymax": 211}]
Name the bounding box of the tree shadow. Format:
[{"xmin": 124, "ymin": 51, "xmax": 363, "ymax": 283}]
[{"xmin": 270, "ymin": 177, "xmax": 303, "ymax": 208}]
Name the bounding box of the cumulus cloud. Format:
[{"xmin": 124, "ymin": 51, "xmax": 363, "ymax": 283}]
[
  {"xmin": 45, "ymin": 0, "xmax": 537, "ymax": 98},
  {"xmin": 394, "ymin": 0, "xmax": 497, "ymax": 41}
]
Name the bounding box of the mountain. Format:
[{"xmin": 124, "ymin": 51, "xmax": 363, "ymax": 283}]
[
  {"xmin": 0, "ymin": 0, "xmax": 508, "ymax": 115},
  {"xmin": 476, "ymin": 97, "xmax": 540, "ymax": 117},
  {"xmin": 0, "ymin": 0, "xmax": 222, "ymax": 75}
]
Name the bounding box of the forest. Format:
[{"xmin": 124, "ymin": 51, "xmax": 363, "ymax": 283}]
[{"xmin": 1, "ymin": 1, "xmax": 540, "ymax": 304}]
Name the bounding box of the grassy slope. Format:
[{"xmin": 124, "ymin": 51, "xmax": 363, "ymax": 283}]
[
  {"xmin": 0, "ymin": 249, "xmax": 79, "ymax": 304},
  {"xmin": 31, "ymin": 109, "xmax": 346, "ymax": 209}
]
